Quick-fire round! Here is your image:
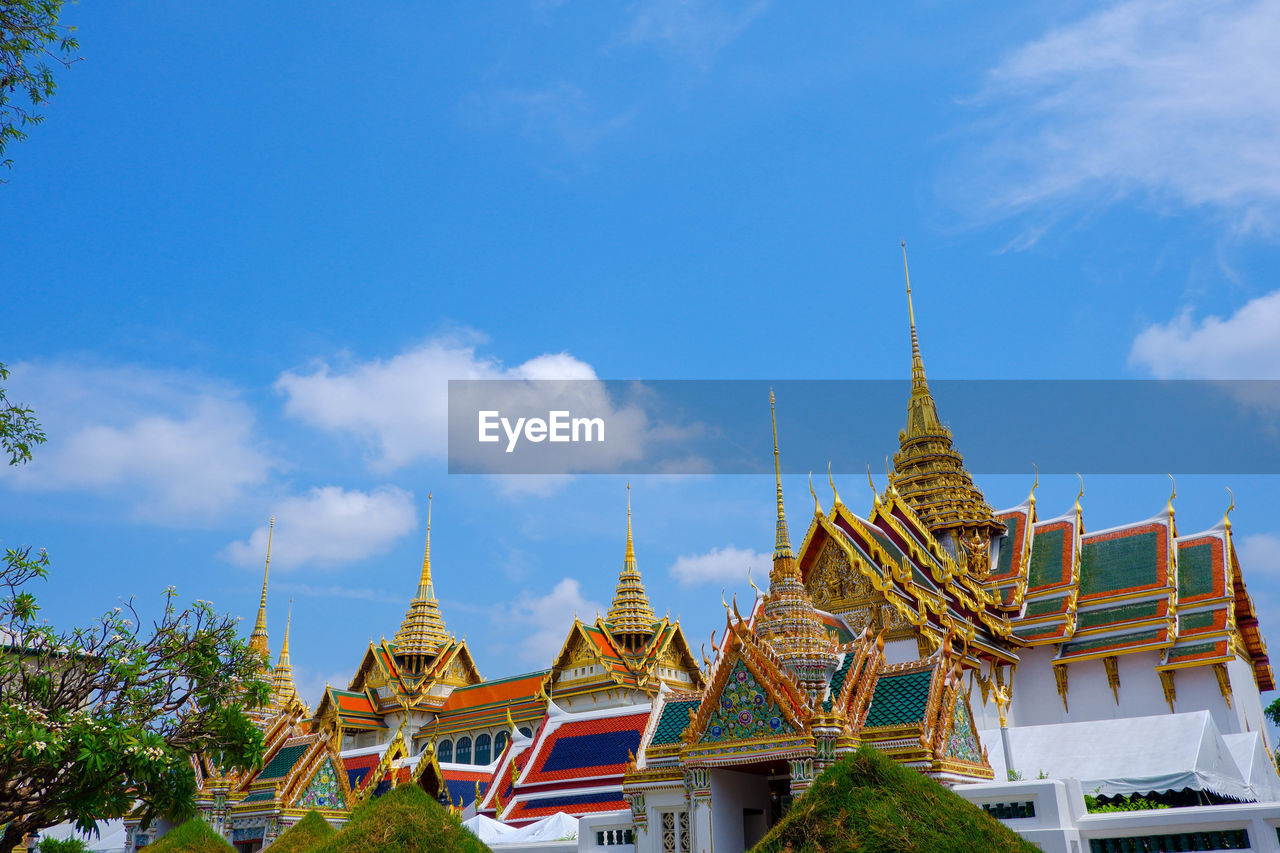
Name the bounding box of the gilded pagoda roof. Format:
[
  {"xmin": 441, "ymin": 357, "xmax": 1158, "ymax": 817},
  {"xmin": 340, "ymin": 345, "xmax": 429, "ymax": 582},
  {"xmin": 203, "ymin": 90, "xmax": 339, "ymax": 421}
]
[{"xmin": 393, "ymin": 495, "xmax": 451, "ymax": 656}]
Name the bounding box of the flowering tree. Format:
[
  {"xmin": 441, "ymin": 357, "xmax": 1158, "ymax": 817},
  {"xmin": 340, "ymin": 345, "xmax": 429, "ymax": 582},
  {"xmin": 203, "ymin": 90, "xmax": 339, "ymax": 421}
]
[{"xmin": 0, "ymin": 363, "xmax": 270, "ymax": 849}]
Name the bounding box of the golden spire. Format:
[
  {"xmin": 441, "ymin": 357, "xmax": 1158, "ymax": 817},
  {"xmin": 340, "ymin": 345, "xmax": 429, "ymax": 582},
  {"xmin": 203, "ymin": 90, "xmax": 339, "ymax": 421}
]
[
  {"xmin": 808, "ymin": 472, "xmax": 822, "ymax": 517},
  {"xmin": 829, "ymin": 461, "xmax": 844, "ymax": 507},
  {"xmin": 770, "ymin": 389, "xmax": 793, "ymax": 562},
  {"xmin": 249, "ymin": 517, "xmax": 274, "ymax": 659},
  {"xmin": 394, "ymin": 494, "xmax": 451, "ymax": 657},
  {"xmin": 271, "ymin": 598, "xmax": 300, "ymax": 707},
  {"xmin": 1224, "ymin": 487, "xmax": 1235, "ymax": 532},
  {"xmin": 756, "ymin": 391, "xmax": 836, "ymax": 703},
  {"xmin": 606, "ymin": 484, "xmax": 657, "ymax": 642},
  {"xmin": 891, "ymin": 244, "xmax": 1000, "ymax": 545}
]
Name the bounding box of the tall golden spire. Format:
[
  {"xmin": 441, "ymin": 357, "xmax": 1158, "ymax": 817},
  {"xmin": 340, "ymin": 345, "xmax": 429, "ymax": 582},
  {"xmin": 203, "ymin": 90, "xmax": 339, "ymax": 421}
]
[
  {"xmin": 606, "ymin": 484, "xmax": 657, "ymax": 644},
  {"xmin": 770, "ymin": 389, "xmax": 794, "ymax": 564},
  {"xmin": 755, "ymin": 391, "xmax": 836, "ymax": 702},
  {"xmin": 891, "ymin": 244, "xmax": 1001, "ymax": 550},
  {"xmin": 248, "ymin": 516, "xmax": 273, "ymax": 659},
  {"xmin": 394, "ymin": 494, "xmax": 451, "ymax": 657},
  {"xmin": 271, "ymin": 598, "xmax": 300, "ymax": 707}
]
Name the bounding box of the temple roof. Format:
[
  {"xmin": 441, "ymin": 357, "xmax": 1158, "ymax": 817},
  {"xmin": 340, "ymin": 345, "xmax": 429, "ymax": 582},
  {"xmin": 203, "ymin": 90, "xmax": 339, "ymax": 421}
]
[{"xmin": 248, "ymin": 516, "xmax": 274, "ymax": 661}]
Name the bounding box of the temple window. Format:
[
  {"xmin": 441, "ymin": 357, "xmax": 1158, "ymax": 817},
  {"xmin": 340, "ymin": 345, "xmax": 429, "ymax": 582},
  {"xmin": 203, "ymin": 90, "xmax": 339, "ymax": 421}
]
[
  {"xmin": 494, "ymin": 731, "xmax": 509, "ymax": 756},
  {"xmin": 456, "ymin": 736, "xmax": 472, "ymax": 764},
  {"xmin": 475, "ymin": 733, "xmax": 492, "ymax": 765},
  {"xmin": 519, "ymin": 727, "xmax": 533, "ymax": 738},
  {"xmin": 437, "ymin": 740, "xmax": 453, "ymax": 763}
]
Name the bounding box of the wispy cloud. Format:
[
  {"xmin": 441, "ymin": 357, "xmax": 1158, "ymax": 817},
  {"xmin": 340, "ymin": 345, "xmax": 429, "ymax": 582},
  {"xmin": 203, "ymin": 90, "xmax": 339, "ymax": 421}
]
[
  {"xmin": 956, "ymin": 0, "xmax": 1280, "ymax": 232},
  {"xmin": 223, "ymin": 486, "xmax": 419, "ymax": 570},
  {"xmin": 1130, "ymin": 289, "xmax": 1280, "ymax": 378},
  {"xmin": 489, "ymin": 578, "xmax": 604, "ymax": 664},
  {"xmin": 669, "ymin": 544, "xmax": 770, "ymax": 586},
  {"xmin": 467, "ymin": 83, "xmax": 637, "ymax": 154},
  {"xmin": 624, "ymin": 0, "xmax": 770, "ymax": 68},
  {"xmin": 0, "ymin": 362, "xmax": 272, "ymax": 520}
]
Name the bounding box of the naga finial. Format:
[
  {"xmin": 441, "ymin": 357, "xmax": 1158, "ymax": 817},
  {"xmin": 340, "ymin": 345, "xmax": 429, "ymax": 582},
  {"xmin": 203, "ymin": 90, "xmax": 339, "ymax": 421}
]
[
  {"xmin": 808, "ymin": 471, "xmax": 822, "ymax": 517},
  {"xmin": 1224, "ymin": 487, "xmax": 1235, "ymax": 531},
  {"xmin": 1029, "ymin": 463, "xmax": 1039, "ymax": 508}
]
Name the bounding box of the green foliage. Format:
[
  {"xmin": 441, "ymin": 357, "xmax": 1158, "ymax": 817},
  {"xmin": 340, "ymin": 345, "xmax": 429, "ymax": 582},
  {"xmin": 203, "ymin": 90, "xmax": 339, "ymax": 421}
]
[
  {"xmin": 0, "ymin": 363, "xmax": 46, "ymax": 466},
  {"xmin": 142, "ymin": 819, "xmax": 235, "ymax": 853},
  {"xmin": 36, "ymin": 838, "xmax": 89, "ymax": 853},
  {"xmin": 1084, "ymin": 794, "xmax": 1170, "ymax": 813},
  {"xmin": 0, "ymin": 364, "xmax": 271, "ymax": 850},
  {"xmin": 0, "ymin": 1, "xmax": 80, "ymax": 172},
  {"xmin": 751, "ymin": 746, "xmax": 1038, "ymax": 853},
  {"xmin": 267, "ymin": 810, "xmax": 337, "ymax": 853},
  {"xmin": 312, "ymin": 785, "xmax": 490, "ymax": 853},
  {"xmin": 1265, "ymin": 696, "xmax": 1280, "ymax": 728}
]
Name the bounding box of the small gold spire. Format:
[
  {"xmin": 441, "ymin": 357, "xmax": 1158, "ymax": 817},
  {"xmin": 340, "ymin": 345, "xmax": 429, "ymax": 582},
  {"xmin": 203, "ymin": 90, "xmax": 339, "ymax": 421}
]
[
  {"xmin": 1224, "ymin": 487, "xmax": 1235, "ymax": 531},
  {"xmin": 1030, "ymin": 463, "xmax": 1039, "ymax": 508},
  {"xmin": 902, "ymin": 239, "xmax": 928, "ymax": 397},
  {"xmin": 271, "ymin": 597, "xmax": 300, "ymax": 707},
  {"xmin": 1167, "ymin": 473, "xmax": 1177, "ymax": 517},
  {"xmin": 394, "ymin": 495, "xmax": 451, "ymax": 657},
  {"xmin": 828, "ymin": 461, "xmax": 843, "ymax": 507},
  {"xmin": 606, "ymin": 484, "xmax": 656, "ymax": 639},
  {"xmin": 865, "ymin": 463, "xmax": 878, "ymax": 506},
  {"xmin": 249, "ymin": 517, "xmax": 274, "ymax": 659},
  {"xmin": 770, "ymin": 389, "xmax": 793, "ymax": 561},
  {"xmin": 1075, "ymin": 473, "xmax": 1085, "ymax": 513},
  {"xmin": 808, "ymin": 472, "xmax": 822, "ymax": 517}
]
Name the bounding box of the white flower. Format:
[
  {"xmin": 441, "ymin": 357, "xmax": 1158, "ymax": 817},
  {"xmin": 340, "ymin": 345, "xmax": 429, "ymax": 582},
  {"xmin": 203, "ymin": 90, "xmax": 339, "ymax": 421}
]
[{"xmin": 32, "ymin": 741, "xmax": 47, "ymax": 753}]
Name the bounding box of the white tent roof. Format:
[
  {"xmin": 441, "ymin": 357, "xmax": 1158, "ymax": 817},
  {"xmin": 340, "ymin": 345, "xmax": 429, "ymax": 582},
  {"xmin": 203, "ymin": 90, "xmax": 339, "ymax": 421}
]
[
  {"xmin": 465, "ymin": 812, "xmax": 580, "ymax": 847},
  {"xmin": 981, "ymin": 710, "xmax": 1256, "ymax": 801},
  {"xmin": 38, "ymin": 820, "xmax": 126, "ymax": 853},
  {"xmin": 1224, "ymin": 732, "xmax": 1280, "ymax": 803},
  {"xmin": 463, "ymin": 813, "xmax": 519, "ymax": 843}
]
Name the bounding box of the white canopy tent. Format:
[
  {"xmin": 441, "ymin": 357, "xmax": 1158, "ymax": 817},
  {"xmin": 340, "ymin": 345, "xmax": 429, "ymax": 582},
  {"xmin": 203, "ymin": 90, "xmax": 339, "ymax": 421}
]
[
  {"xmin": 463, "ymin": 811, "xmax": 579, "ymax": 847},
  {"xmin": 980, "ymin": 710, "xmax": 1267, "ymax": 802},
  {"xmin": 37, "ymin": 820, "xmax": 127, "ymax": 853},
  {"xmin": 1224, "ymin": 732, "xmax": 1280, "ymax": 803}
]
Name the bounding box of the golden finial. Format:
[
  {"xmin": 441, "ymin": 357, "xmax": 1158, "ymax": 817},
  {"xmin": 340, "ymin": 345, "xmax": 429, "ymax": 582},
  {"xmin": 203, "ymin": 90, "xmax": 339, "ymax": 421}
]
[
  {"xmin": 747, "ymin": 565, "xmax": 760, "ymax": 597},
  {"xmin": 1224, "ymin": 487, "xmax": 1235, "ymax": 531},
  {"xmin": 828, "ymin": 461, "xmax": 844, "ymax": 507},
  {"xmin": 1167, "ymin": 473, "xmax": 1177, "ymax": 517},
  {"xmin": 283, "ymin": 597, "xmax": 292, "ymax": 656},
  {"xmin": 902, "ymin": 240, "xmax": 929, "ymax": 396},
  {"xmin": 506, "ymin": 705, "xmax": 517, "ymax": 732},
  {"xmin": 769, "ymin": 389, "xmax": 793, "ymax": 561},
  {"xmin": 625, "ymin": 482, "xmax": 635, "ymax": 567},
  {"xmin": 418, "ymin": 493, "xmax": 434, "ymax": 597},
  {"xmin": 721, "ymin": 588, "xmax": 729, "ymax": 611},
  {"xmin": 1029, "ymin": 463, "xmax": 1039, "ymax": 508},
  {"xmin": 864, "ymin": 463, "xmax": 878, "ymax": 507},
  {"xmin": 1075, "ymin": 474, "xmax": 1084, "ymax": 512},
  {"xmin": 808, "ymin": 472, "xmax": 822, "ymax": 517},
  {"xmin": 249, "ymin": 516, "xmax": 274, "ymax": 658}
]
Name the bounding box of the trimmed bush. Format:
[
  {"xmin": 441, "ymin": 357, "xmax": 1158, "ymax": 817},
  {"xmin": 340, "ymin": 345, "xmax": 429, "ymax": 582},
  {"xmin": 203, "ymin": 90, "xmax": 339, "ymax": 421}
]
[
  {"xmin": 142, "ymin": 819, "xmax": 235, "ymax": 853},
  {"xmin": 266, "ymin": 811, "xmax": 337, "ymax": 853},
  {"xmin": 752, "ymin": 746, "xmax": 1038, "ymax": 853},
  {"xmin": 313, "ymin": 785, "xmax": 489, "ymax": 853},
  {"xmin": 36, "ymin": 840, "xmax": 90, "ymax": 853}
]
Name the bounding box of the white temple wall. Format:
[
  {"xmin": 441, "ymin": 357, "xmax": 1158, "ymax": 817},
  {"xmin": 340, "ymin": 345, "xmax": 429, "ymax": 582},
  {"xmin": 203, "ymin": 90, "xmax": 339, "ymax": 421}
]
[
  {"xmin": 883, "ymin": 637, "xmax": 920, "ymax": 666},
  {"xmin": 1227, "ymin": 656, "xmax": 1270, "ymax": 743},
  {"xmin": 708, "ymin": 769, "xmax": 771, "ymax": 853}
]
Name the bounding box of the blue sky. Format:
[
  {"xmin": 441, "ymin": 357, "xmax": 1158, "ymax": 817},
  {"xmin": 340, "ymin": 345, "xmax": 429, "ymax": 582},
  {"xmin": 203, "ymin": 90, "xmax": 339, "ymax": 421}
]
[{"xmin": 4, "ymin": 0, "xmax": 1280, "ymax": 706}]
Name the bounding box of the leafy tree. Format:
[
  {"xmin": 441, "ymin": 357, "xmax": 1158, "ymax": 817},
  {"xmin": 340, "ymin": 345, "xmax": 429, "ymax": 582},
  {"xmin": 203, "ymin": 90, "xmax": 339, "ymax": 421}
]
[
  {"xmin": 1, "ymin": 0, "xmax": 80, "ymax": 173},
  {"xmin": 1266, "ymin": 696, "xmax": 1280, "ymax": 728},
  {"xmin": 37, "ymin": 837, "xmax": 90, "ymax": 853},
  {"xmin": 0, "ymin": 363, "xmax": 271, "ymax": 850}
]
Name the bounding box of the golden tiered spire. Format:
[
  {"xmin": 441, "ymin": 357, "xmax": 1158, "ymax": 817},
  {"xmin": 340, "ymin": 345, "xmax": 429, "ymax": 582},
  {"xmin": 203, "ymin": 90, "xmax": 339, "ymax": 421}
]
[
  {"xmin": 394, "ymin": 494, "xmax": 451, "ymax": 658},
  {"xmin": 271, "ymin": 598, "xmax": 300, "ymax": 707},
  {"xmin": 892, "ymin": 243, "xmax": 1002, "ymax": 554},
  {"xmin": 755, "ymin": 391, "xmax": 836, "ymax": 703},
  {"xmin": 606, "ymin": 484, "xmax": 657, "ymax": 648},
  {"xmin": 248, "ymin": 517, "xmax": 274, "ymax": 660}
]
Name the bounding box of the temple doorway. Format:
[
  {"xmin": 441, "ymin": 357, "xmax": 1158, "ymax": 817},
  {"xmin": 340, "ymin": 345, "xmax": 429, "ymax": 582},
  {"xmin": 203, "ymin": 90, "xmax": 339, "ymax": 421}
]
[{"xmin": 707, "ymin": 762, "xmax": 790, "ymax": 852}]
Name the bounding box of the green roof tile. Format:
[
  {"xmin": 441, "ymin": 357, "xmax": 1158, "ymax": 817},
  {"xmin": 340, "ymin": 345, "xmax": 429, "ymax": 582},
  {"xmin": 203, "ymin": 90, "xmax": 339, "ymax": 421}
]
[
  {"xmin": 651, "ymin": 699, "xmax": 699, "ymax": 745},
  {"xmin": 1075, "ymin": 600, "xmax": 1161, "ymax": 630},
  {"xmin": 1177, "ymin": 541, "xmax": 1217, "ymax": 600},
  {"xmin": 1028, "ymin": 527, "xmax": 1068, "ymax": 589},
  {"xmin": 259, "ymin": 743, "xmax": 308, "ymax": 781},
  {"xmin": 823, "ymin": 653, "xmax": 857, "ymax": 712},
  {"xmin": 994, "ymin": 515, "xmax": 1023, "ymax": 577},
  {"xmin": 1080, "ymin": 530, "xmax": 1160, "ymax": 597},
  {"xmin": 865, "ymin": 669, "xmax": 932, "ymax": 727}
]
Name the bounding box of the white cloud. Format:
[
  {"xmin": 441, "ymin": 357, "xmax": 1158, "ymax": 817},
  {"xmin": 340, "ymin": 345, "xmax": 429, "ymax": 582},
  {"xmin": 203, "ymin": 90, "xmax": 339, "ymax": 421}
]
[
  {"xmin": 962, "ymin": 0, "xmax": 1280, "ymax": 227},
  {"xmin": 625, "ymin": 0, "xmax": 770, "ymax": 67},
  {"xmin": 1238, "ymin": 533, "xmax": 1280, "ymax": 577},
  {"xmin": 0, "ymin": 362, "xmax": 271, "ymax": 519},
  {"xmin": 670, "ymin": 545, "xmax": 770, "ymax": 586},
  {"xmin": 278, "ymin": 334, "xmax": 672, "ymax": 478},
  {"xmin": 493, "ymin": 578, "xmax": 604, "ymax": 665},
  {"xmin": 223, "ymin": 486, "xmax": 418, "ymax": 570},
  {"xmin": 1129, "ymin": 290, "xmax": 1280, "ymax": 378}
]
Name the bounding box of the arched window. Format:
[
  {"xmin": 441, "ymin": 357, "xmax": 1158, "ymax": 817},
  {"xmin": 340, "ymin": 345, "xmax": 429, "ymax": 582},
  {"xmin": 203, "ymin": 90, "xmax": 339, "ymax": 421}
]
[
  {"xmin": 519, "ymin": 727, "xmax": 533, "ymax": 738},
  {"xmin": 437, "ymin": 739, "xmax": 453, "ymax": 763},
  {"xmin": 455, "ymin": 736, "xmax": 472, "ymax": 765},
  {"xmin": 494, "ymin": 731, "xmax": 509, "ymax": 757},
  {"xmin": 475, "ymin": 733, "xmax": 492, "ymax": 765}
]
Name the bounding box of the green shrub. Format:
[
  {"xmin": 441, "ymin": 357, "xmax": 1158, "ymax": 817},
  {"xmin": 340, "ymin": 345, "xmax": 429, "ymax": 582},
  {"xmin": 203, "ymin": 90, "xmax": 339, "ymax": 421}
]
[
  {"xmin": 752, "ymin": 746, "xmax": 1038, "ymax": 853},
  {"xmin": 36, "ymin": 839, "xmax": 90, "ymax": 853},
  {"xmin": 266, "ymin": 811, "xmax": 337, "ymax": 853},
  {"xmin": 1085, "ymin": 794, "xmax": 1170, "ymax": 813},
  {"xmin": 142, "ymin": 818, "xmax": 235, "ymax": 853},
  {"xmin": 312, "ymin": 785, "xmax": 489, "ymax": 853}
]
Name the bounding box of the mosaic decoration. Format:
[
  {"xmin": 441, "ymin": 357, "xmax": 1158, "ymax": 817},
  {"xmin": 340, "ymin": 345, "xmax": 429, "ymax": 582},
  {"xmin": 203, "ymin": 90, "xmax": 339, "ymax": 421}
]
[
  {"xmin": 944, "ymin": 693, "xmax": 982, "ymax": 764},
  {"xmin": 296, "ymin": 759, "xmax": 346, "ymax": 810},
  {"xmin": 700, "ymin": 659, "xmax": 793, "ymax": 743}
]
